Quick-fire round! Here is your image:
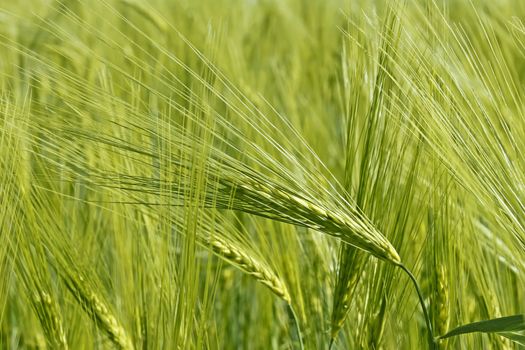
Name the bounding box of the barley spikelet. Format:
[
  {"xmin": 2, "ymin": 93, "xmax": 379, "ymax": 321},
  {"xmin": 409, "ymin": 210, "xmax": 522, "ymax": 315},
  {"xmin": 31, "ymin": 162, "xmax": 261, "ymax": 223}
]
[
  {"xmin": 33, "ymin": 291, "xmax": 68, "ymax": 350},
  {"xmin": 436, "ymin": 264, "xmax": 449, "ymax": 336},
  {"xmin": 154, "ymin": 206, "xmax": 291, "ymax": 304},
  {"xmin": 202, "ymin": 234, "xmax": 291, "ymax": 304},
  {"xmin": 223, "ymin": 178, "xmax": 401, "ymax": 264},
  {"xmin": 64, "ymin": 274, "xmax": 134, "ymax": 350}
]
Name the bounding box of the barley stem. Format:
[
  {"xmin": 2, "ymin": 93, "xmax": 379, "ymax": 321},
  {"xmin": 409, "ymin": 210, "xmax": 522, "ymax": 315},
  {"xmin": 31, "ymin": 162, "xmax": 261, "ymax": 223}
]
[
  {"xmin": 288, "ymin": 304, "xmax": 304, "ymax": 350},
  {"xmin": 398, "ymin": 264, "xmax": 437, "ymax": 350}
]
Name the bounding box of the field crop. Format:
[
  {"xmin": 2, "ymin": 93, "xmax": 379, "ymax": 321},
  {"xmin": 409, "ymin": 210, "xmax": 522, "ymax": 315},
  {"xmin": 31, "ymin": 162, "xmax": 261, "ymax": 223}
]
[{"xmin": 1, "ymin": 0, "xmax": 524, "ymax": 349}]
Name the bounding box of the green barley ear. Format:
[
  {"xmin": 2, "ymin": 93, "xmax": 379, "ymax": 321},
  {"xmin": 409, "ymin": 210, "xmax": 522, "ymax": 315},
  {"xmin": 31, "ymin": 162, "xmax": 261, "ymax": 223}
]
[
  {"xmin": 26, "ymin": 194, "xmax": 134, "ymax": 350},
  {"xmin": 220, "ymin": 178, "xmax": 401, "ymax": 265},
  {"xmin": 30, "ymin": 291, "xmax": 69, "ymax": 350},
  {"xmin": 16, "ymin": 250, "xmax": 69, "ymax": 350},
  {"xmin": 435, "ymin": 264, "xmax": 449, "ymax": 337},
  {"xmin": 200, "ymin": 225, "xmax": 291, "ymax": 304},
  {"xmin": 62, "ymin": 274, "xmax": 134, "ymax": 350},
  {"xmin": 51, "ymin": 124, "xmax": 401, "ymax": 265},
  {"xmin": 38, "ymin": 224, "xmax": 134, "ymax": 350},
  {"xmin": 426, "ymin": 170, "xmax": 451, "ymax": 344},
  {"xmin": 202, "ymin": 231, "xmax": 304, "ymax": 348}
]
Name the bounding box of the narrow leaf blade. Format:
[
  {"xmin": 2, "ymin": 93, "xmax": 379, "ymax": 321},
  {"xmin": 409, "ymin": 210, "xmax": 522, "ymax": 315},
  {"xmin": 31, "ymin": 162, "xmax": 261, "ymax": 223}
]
[
  {"xmin": 439, "ymin": 315, "xmax": 525, "ymax": 339},
  {"xmin": 500, "ymin": 332, "xmax": 525, "ymax": 346}
]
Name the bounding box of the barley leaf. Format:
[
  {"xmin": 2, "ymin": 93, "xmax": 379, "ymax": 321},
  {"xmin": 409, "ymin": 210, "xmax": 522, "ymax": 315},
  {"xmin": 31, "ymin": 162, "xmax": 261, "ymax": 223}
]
[
  {"xmin": 499, "ymin": 332, "xmax": 525, "ymax": 346},
  {"xmin": 438, "ymin": 315, "xmax": 525, "ymax": 340}
]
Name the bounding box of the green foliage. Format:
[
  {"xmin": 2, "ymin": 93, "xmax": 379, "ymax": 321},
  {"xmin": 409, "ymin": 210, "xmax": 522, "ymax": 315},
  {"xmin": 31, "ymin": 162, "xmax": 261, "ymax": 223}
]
[
  {"xmin": 439, "ymin": 314, "xmax": 525, "ymax": 347},
  {"xmin": 1, "ymin": 0, "xmax": 524, "ymax": 349}
]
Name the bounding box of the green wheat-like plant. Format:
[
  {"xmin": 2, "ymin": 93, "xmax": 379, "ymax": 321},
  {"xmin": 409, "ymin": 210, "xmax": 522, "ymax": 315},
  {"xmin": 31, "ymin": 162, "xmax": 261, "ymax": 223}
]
[{"xmin": 1, "ymin": 0, "xmax": 524, "ymax": 349}]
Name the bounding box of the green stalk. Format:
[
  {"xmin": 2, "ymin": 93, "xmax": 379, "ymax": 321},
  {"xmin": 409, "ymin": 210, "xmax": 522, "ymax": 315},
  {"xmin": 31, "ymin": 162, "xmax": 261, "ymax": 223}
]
[
  {"xmin": 288, "ymin": 304, "xmax": 305, "ymax": 350},
  {"xmin": 398, "ymin": 264, "xmax": 437, "ymax": 350}
]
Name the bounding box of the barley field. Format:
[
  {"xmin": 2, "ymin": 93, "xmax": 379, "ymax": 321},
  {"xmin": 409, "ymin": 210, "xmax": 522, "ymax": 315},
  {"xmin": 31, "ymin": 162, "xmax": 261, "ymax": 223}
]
[{"xmin": 0, "ymin": 0, "xmax": 524, "ymax": 349}]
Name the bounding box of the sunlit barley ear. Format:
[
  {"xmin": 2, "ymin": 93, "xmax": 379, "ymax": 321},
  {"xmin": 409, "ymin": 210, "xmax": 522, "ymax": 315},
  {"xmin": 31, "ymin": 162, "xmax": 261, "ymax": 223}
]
[
  {"xmin": 220, "ymin": 178, "xmax": 401, "ymax": 264},
  {"xmin": 203, "ymin": 234, "xmax": 291, "ymax": 304}
]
